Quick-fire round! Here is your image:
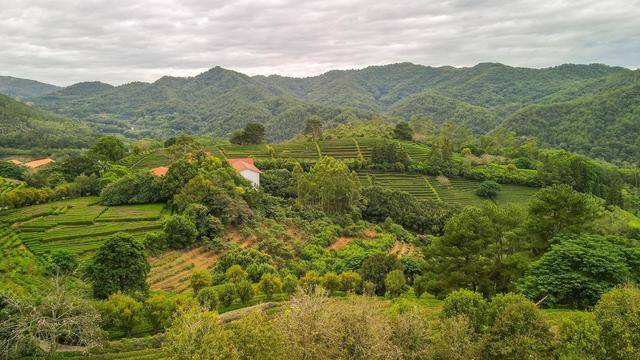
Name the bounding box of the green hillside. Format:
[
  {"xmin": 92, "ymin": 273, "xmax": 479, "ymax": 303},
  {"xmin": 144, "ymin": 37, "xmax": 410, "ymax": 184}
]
[
  {"xmin": 504, "ymin": 75, "xmax": 640, "ymax": 161},
  {"xmin": 0, "ymin": 93, "xmax": 96, "ymax": 149},
  {"xmin": 29, "ymin": 62, "xmax": 639, "ymax": 162},
  {"xmin": 0, "ymin": 75, "xmax": 60, "ymax": 100}
]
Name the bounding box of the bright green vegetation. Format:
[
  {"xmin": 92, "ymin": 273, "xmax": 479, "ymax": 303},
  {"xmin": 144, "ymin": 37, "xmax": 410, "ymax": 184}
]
[
  {"xmin": 357, "ymin": 171, "xmax": 537, "ymax": 206},
  {"xmin": 0, "ymin": 198, "xmax": 164, "ymax": 259},
  {"xmin": 0, "ymin": 176, "xmax": 23, "ymax": 194}
]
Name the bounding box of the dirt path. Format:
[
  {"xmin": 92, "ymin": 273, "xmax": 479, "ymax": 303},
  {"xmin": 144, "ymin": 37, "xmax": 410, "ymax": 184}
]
[{"xmin": 329, "ymin": 237, "xmax": 352, "ymax": 250}]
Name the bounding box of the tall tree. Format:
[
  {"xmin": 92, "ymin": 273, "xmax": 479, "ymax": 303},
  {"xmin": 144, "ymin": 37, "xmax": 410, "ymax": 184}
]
[
  {"xmin": 87, "ymin": 233, "xmax": 150, "ymax": 299},
  {"xmin": 394, "ymin": 122, "xmax": 413, "ymax": 141},
  {"xmin": 90, "ymin": 136, "xmax": 127, "ymax": 162},
  {"xmin": 304, "ymin": 116, "xmax": 323, "ymax": 141}
]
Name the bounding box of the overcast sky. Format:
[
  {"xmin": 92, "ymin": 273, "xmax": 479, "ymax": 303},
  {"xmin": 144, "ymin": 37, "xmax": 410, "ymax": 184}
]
[{"xmin": 1, "ymin": 0, "xmax": 639, "ymax": 86}]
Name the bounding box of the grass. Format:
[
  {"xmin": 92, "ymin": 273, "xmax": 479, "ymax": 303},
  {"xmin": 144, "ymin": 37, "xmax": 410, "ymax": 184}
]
[
  {"xmin": 357, "ymin": 171, "xmax": 538, "ymax": 207},
  {"xmin": 0, "ymin": 198, "xmax": 165, "ymax": 260}
]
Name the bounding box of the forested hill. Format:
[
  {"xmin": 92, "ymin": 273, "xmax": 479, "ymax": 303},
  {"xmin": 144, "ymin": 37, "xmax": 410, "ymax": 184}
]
[
  {"xmin": 0, "ymin": 93, "xmax": 96, "ymax": 150},
  {"xmin": 0, "ymin": 76, "xmax": 60, "ymax": 100},
  {"xmin": 26, "ymin": 62, "xmax": 639, "ymax": 162}
]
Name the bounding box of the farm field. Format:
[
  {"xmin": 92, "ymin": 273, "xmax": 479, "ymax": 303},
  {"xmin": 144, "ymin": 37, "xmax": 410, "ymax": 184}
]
[
  {"xmin": 357, "ymin": 171, "xmax": 538, "ymax": 207},
  {"xmin": 0, "ymin": 198, "xmax": 165, "ymax": 260},
  {"xmin": 124, "ymin": 138, "xmax": 431, "ymax": 170},
  {"xmin": 148, "ymin": 247, "xmax": 219, "ymax": 293}
]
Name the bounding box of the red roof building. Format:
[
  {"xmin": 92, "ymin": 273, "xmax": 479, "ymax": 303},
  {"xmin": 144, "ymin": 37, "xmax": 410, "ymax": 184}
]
[
  {"xmin": 150, "ymin": 166, "xmax": 169, "ymax": 177},
  {"xmin": 226, "ymin": 158, "xmax": 262, "ymax": 174},
  {"xmin": 226, "ymin": 158, "xmax": 261, "ymax": 188}
]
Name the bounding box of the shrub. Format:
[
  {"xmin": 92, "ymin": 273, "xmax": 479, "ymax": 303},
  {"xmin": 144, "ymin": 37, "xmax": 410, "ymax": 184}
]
[
  {"xmin": 321, "ymin": 272, "xmax": 340, "ymax": 295},
  {"xmin": 339, "ymin": 271, "xmax": 362, "ymax": 293},
  {"xmin": 385, "ymin": 270, "xmax": 407, "ymax": 297},
  {"xmin": 441, "ymin": 289, "xmax": 487, "ymax": 332},
  {"xmin": 485, "ymin": 302, "xmax": 555, "ymax": 359},
  {"xmin": 594, "ymin": 285, "xmax": 640, "ymax": 360},
  {"xmin": 99, "ymin": 293, "xmax": 144, "ymax": 337},
  {"xmin": 476, "ymin": 180, "xmax": 501, "ymax": 198},
  {"xmin": 555, "ymin": 312, "xmax": 604, "ymax": 360},
  {"xmin": 144, "ymin": 294, "xmax": 178, "ymax": 332},
  {"xmin": 282, "ymin": 274, "xmax": 299, "ymax": 295},
  {"xmin": 164, "ymin": 214, "xmax": 198, "ymax": 249}
]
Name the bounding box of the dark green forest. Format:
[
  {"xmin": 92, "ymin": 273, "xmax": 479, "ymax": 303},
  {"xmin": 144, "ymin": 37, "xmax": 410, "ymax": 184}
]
[{"xmin": 16, "ymin": 62, "xmax": 637, "ymax": 163}]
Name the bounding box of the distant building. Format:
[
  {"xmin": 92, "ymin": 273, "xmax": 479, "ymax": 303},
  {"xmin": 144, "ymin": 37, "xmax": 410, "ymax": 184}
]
[
  {"xmin": 226, "ymin": 158, "xmax": 261, "ymax": 188},
  {"xmin": 7, "ymin": 159, "xmax": 23, "ymax": 165},
  {"xmin": 150, "ymin": 166, "xmax": 169, "ymax": 177},
  {"xmin": 21, "ymin": 158, "xmax": 55, "ymax": 169}
]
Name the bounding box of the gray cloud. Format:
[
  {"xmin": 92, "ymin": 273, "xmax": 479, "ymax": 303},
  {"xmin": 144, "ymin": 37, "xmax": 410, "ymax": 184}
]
[{"xmin": 1, "ymin": 0, "xmax": 638, "ymax": 85}]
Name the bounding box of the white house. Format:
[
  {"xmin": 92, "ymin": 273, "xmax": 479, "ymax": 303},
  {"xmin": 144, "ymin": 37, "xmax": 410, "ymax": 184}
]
[{"xmin": 226, "ymin": 158, "xmax": 261, "ymax": 188}]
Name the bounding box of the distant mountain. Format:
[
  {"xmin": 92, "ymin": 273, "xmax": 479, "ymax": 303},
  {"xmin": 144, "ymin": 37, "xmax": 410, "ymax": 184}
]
[
  {"xmin": 0, "ymin": 76, "xmax": 60, "ymax": 100},
  {"xmin": 28, "ymin": 62, "xmax": 638, "ymax": 162},
  {"xmin": 504, "ymin": 70, "xmax": 640, "ymax": 162},
  {"xmin": 0, "ymin": 94, "xmax": 96, "ymax": 149}
]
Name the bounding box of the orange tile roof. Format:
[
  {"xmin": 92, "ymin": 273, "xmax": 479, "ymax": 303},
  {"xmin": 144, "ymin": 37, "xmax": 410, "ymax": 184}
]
[
  {"xmin": 226, "ymin": 158, "xmax": 261, "ymax": 173},
  {"xmin": 22, "ymin": 158, "xmax": 55, "ymax": 169},
  {"xmin": 150, "ymin": 166, "xmax": 169, "ymax": 177},
  {"xmin": 7, "ymin": 159, "xmax": 23, "ymax": 165}
]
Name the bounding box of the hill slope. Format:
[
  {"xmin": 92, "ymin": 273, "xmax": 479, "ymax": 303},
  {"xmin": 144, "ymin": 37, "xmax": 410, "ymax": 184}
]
[
  {"xmin": 0, "ymin": 76, "xmax": 60, "ymax": 100},
  {"xmin": 28, "ymin": 63, "xmax": 639, "ymax": 161},
  {"xmin": 0, "ymin": 94, "xmax": 96, "ymax": 149}
]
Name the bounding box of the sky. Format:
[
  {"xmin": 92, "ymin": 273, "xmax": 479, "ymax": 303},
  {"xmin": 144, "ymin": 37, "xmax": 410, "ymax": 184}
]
[{"xmin": 1, "ymin": 0, "xmax": 639, "ymax": 86}]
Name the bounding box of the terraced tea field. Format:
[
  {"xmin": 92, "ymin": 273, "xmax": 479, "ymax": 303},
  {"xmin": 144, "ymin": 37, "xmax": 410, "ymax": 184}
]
[
  {"xmin": 148, "ymin": 247, "xmax": 219, "ymax": 293},
  {"xmin": 0, "ymin": 177, "xmax": 23, "ymax": 194},
  {"xmin": 357, "ymin": 171, "xmax": 538, "ymax": 207},
  {"xmin": 58, "ymin": 348, "xmax": 165, "ymax": 360},
  {"xmin": 125, "ymin": 138, "xmax": 431, "ymax": 170},
  {"xmin": 0, "ymin": 197, "xmax": 165, "ymax": 260}
]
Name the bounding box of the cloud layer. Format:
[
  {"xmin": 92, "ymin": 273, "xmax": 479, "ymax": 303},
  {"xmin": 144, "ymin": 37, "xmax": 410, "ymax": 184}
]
[{"xmin": 1, "ymin": 0, "xmax": 639, "ymax": 85}]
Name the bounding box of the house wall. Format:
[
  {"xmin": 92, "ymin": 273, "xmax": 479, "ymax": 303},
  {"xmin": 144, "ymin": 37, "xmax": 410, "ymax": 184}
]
[{"xmin": 239, "ymin": 169, "xmax": 260, "ymax": 188}]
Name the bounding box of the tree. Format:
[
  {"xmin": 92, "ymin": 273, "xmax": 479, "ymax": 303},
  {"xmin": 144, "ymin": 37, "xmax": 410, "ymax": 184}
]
[
  {"xmin": 412, "ymin": 275, "xmax": 429, "ymax": 299},
  {"xmin": 100, "ymin": 170, "xmax": 163, "ymax": 205},
  {"xmin": 425, "ymin": 205, "xmax": 529, "ymax": 297},
  {"xmin": 485, "ymin": 302, "xmax": 555, "ymax": 359},
  {"xmin": 476, "ymin": 180, "xmax": 501, "ymax": 199},
  {"xmin": 237, "ymin": 280, "xmax": 254, "ymax": 304},
  {"xmin": 258, "ymin": 273, "xmax": 282, "ymax": 300},
  {"xmin": 144, "ymin": 294, "xmax": 178, "ymax": 332},
  {"xmin": 231, "ymin": 123, "xmax": 265, "ymax": 145},
  {"xmin": 371, "ymin": 140, "xmax": 410, "ymax": 166},
  {"xmin": 385, "ymin": 270, "xmax": 406, "ymax": 297},
  {"xmin": 528, "ymin": 184, "xmax": 605, "ymax": 253},
  {"xmin": 90, "ymin": 136, "xmax": 126, "ymax": 162},
  {"xmin": 0, "ymin": 277, "xmax": 102, "ymax": 357},
  {"xmin": 339, "ymin": 271, "xmax": 362, "ymax": 293},
  {"xmin": 226, "ymin": 265, "xmax": 248, "ymax": 283},
  {"xmin": 196, "ymin": 287, "xmax": 219, "ymax": 311},
  {"xmin": 518, "ymin": 234, "xmax": 640, "ymax": 308},
  {"xmin": 163, "ymin": 307, "xmax": 239, "ymax": 359},
  {"xmin": 99, "ymin": 292, "xmax": 143, "ymax": 337},
  {"xmin": 304, "ymin": 117, "xmax": 323, "ymax": 141},
  {"xmin": 164, "ymin": 214, "xmax": 198, "ymax": 249},
  {"xmin": 291, "ymin": 157, "xmax": 361, "ymax": 215},
  {"xmin": 43, "ymin": 249, "xmax": 78, "ymax": 275},
  {"xmin": 594, "ymin": 285, "xmax": 640, "ymax": 359},
  {"xmin": 394, "ymin": 122, "xmax": 413, "ymax": 141},
  {"xmin": 360, "ymin": 253, "xmax": 401, "ymax": 296},
  {"xmin": 87, "ymin": 233, "xmax": 149, "ymax": 299},
  {"xmin": 190, "ymin": 268, "xmax": 211, "ymax": 295}
]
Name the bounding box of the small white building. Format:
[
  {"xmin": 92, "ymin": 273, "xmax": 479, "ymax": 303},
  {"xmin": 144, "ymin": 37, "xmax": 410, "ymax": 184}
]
[{"xmin": 226, "ymin": 158, "xmax": 261, "ymax": 188}]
